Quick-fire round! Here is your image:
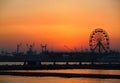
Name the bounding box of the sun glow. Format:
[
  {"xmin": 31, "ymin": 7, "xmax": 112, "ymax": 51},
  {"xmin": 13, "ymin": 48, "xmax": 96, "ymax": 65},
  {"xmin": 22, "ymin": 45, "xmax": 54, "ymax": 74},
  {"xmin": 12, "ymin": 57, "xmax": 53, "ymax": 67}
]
[{"xmin": 0, "ymin": 0, "xmax": 120, "ymax": 51}]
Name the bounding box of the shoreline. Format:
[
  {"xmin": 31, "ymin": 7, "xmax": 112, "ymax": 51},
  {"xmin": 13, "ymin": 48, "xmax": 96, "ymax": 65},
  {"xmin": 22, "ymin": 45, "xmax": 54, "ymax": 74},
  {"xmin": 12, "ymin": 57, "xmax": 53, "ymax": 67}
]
[
  {"xmin": 0, "ymin": 64, "xmax": 120, "ymax": 70},
  {"xmin": 0, "ymin": 71, "xmax": 120, "ymax": 79}
]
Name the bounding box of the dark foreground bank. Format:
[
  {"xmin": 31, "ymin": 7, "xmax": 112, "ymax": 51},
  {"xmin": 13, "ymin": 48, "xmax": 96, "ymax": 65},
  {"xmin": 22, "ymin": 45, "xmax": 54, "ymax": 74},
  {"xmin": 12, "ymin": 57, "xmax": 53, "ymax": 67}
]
[
  {"xmin": 0, "ymin": 64, "xmax": 120, "ymax": 70},
  {"xmin": 0, "ymin": 71, "xmax": 120, "ymax": 79}
]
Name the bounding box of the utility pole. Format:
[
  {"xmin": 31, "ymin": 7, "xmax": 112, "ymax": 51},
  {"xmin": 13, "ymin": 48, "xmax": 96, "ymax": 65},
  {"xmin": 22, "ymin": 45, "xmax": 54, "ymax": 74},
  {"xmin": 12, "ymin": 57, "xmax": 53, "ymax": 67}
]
[
  {"xmin": 41, "ymin": 44, "xmax": 47, "ymax": 53},
  {"xmin": 16, "ymin": 43, "xmax": 22, "ymax": 54}
]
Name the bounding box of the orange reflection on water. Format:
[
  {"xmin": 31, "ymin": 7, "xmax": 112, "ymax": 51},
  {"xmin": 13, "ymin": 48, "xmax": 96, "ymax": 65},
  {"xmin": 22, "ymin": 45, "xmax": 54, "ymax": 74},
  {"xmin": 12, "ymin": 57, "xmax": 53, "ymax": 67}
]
[{"xmin": 0, "ymin": 75, "xmax": 120, "ymax": 83}]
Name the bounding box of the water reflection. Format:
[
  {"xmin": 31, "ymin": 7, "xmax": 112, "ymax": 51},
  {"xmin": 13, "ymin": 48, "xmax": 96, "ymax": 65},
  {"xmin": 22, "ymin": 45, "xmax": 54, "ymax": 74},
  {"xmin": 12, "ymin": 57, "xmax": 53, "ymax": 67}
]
[
  {"xmin": 9, "ymin": 69, "xmax": 120, "ymax": 75},
  {"xmin": 0, "ymin": 69, "xmax": 120, "ymax": 83},
  {"xmin": 0, "ymin": 75, "xmax": 120, "ymax": 83}
]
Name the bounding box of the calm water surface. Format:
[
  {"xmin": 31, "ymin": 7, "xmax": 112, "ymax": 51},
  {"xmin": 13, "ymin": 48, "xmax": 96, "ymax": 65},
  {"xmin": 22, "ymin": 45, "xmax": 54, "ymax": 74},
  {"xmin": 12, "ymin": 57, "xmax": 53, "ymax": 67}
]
[{"xmin": 0, "ymin": 69, "xmax": 120, "ymax": 83}]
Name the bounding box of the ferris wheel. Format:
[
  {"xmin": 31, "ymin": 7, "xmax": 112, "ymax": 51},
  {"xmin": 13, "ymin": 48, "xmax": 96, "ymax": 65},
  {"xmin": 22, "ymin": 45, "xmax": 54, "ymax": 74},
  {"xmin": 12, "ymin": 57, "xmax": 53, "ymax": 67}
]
[{"xmin": 89, "ymin": 28, "xmax": 110, "ymax": 53}]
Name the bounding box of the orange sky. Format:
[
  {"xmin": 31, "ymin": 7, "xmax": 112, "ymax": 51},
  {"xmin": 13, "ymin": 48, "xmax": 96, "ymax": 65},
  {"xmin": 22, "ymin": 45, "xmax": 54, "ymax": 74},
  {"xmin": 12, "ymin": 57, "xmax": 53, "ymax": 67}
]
[{"xmin": 0, "ymin": 0, "xmax": 120, "ymax": 52}]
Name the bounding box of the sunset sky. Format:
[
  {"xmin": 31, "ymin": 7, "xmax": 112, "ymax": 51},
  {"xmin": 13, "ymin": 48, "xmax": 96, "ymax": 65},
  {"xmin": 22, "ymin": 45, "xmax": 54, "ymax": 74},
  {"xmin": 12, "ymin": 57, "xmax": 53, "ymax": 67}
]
[{"xmin": 0, "ymin": 0, "xmax": 120, "ymax": 52}]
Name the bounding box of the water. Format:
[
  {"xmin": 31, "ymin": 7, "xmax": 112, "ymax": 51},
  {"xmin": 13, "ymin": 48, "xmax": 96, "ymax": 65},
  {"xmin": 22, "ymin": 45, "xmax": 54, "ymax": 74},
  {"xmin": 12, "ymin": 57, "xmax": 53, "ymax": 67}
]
[
  {"xmin": 0, "ymin": 69, "xmax": 120, "ymax": 83},
  {"xmin": 0, "ymin": 76, "xmax": 120, "ymax": 83},
  {"xmin": 0, "ymin": 62, "xmax": 23, "ymax": 65}
]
